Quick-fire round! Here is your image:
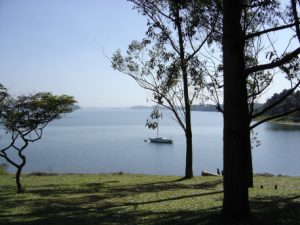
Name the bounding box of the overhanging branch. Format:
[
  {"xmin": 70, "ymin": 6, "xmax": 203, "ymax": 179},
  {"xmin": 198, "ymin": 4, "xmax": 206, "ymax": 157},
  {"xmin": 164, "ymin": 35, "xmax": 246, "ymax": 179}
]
[
  {"xmin": 250, "ymin": 106, "xmax": 300, "ymax": 130},
  {"xmin": 245, "ymin": 23, "xmax": 297, "ymax": 40},
  {"xmin": 246, "ymin": 47, "xmax": 300, "ymax": 75}
]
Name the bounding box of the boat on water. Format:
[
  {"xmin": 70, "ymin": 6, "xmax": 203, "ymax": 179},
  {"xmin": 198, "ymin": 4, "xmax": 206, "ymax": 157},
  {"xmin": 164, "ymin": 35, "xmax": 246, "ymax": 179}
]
[
  {"xmin": 149, "ymin": 137, "xmax": 174, "ymax": 143},
  {"xmin": 147, "ymin": 107, "xmax": 174, "ymax": 144}
]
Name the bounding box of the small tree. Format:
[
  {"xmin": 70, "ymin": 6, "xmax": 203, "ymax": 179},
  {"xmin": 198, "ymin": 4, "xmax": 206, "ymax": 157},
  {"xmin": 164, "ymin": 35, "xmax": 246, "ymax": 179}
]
[{"xmin": 0, "ymin": 92, "xmax": 76, "ymax": 193}]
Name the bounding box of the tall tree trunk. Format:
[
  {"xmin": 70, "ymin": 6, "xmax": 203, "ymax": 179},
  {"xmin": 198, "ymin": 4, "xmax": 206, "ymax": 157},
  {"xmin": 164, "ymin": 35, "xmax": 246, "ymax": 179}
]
[
  {"xmin": 174, "ymin": 6, "xmax": 193, "ymax": 179},
  {"xmin": 222, "ymin": 0, "xmax": 251, "ymax": 218},
  {"xmin": 247, "ymin": 142, "xmax": 253, "ymax": 188}
]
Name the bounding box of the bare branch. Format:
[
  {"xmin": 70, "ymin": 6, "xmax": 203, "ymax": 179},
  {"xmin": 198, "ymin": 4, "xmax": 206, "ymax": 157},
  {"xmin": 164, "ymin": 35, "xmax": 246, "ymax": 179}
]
[{"xmin": 245, "ymin": 23, "xmax": 297, "ymax": 40}]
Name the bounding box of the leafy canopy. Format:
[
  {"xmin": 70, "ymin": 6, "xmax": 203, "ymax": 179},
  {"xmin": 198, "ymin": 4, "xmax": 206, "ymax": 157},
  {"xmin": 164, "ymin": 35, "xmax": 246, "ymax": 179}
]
[{"xmin": 2, "ymin": 92, "xmax": 76, "ymax": 134}]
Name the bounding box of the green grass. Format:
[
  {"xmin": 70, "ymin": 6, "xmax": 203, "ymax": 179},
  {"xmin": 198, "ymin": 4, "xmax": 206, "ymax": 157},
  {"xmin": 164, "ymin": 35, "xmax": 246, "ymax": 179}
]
[
  {"xmin": 0, "ymin": 163, "xmax": 8, "ymax": 175},
  {"xmin": 0, "ymin": 173, "xmax": 299, "ymax": 225}
]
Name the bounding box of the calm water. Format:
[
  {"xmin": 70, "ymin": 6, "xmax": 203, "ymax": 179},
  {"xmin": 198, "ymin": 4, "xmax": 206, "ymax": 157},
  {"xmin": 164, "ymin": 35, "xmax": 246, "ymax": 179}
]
[{"xmin": 1, "ymin": 108, "xmax": 300, "ymax": 176}]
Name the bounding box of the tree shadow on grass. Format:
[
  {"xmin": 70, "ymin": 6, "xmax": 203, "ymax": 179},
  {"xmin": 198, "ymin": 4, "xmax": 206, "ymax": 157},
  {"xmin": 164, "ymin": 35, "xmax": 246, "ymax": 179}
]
[
  {"xmin": 250, "ymin": 194, "xmax": 300, "ymax": 225},
  {"xmin": 107, "ymin": 179, "xmax": 223, "ymax": 196},
  {"xmin": 1, "ymin": 177, "xmax": 299, "ymax": 225},
  {"xmin": 0, "ymin": 198, "xmax": 225, "ymax": 225},
  {"xmin": 26, "ymin": 180, "xmax": 119, "ymax": 197},
  {"xmin": 0, "ymin": 178, "xmax": 225, "ymax": 225}
]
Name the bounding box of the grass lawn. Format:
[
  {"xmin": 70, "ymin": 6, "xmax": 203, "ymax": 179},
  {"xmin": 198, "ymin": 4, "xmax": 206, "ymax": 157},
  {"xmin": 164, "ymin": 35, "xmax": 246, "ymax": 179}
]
[{"xmin": 0, "ymin": 173, "xmax": 299, "ymax": 225}]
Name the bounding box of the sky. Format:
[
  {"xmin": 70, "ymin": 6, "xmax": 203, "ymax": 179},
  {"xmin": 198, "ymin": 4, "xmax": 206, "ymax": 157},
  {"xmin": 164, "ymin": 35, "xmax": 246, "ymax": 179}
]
[
  {"xmin": 0, "ymin": 0, "xmax": 151, "ymax": 107},
  {"xmin": 0, "ymin": 0, "xmax": 296, "ymax": 107}
]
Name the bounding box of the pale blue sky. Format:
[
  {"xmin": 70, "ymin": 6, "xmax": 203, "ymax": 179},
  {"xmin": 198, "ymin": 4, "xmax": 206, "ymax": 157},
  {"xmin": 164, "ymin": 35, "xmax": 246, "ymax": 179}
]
[
  {"xmin": 0, "ymin": 0, "xmax": 296, "ymax": 107},
  {"xmin": 0, "ymin": 0, "xmax": 151, "ymax": 107}
]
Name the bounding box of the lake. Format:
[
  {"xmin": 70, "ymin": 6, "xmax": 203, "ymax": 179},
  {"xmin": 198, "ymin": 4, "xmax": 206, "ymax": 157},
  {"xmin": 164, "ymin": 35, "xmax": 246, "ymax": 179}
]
[{"xmin": 1, "ymin": 108, "xmax": 300, "ymax": 176}]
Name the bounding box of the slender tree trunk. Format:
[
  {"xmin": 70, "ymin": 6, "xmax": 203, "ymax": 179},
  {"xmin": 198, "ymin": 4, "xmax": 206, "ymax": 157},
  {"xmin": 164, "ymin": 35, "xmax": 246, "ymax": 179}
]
[
  {"xmin": 0, "ymin": 153, "xmax": 26, "ymax": 193},
  {"xmin": 16, "ymin": 150, "xmax": 26, "ymax": 193},
  {"xmin": 222, "ymin": 0, "xmax": 251, "ymax": 218},
  {"xmin": 16, "ymin": 166, "xmax": 24, "ymax": 193},
  {"xmin": 185, "ymin": 127, "xmax": 193, "ymax": 178},
  {"xmin": 174, "ymin": 6, "xmax": 193, "ymax": 179}
]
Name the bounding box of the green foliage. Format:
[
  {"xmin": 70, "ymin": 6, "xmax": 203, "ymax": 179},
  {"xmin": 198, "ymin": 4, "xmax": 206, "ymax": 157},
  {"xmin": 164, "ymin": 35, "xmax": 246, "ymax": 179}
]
[
  {"xmin": 2, "ymin": 92, "xmax": 76, "ymax": 132},
  {"xmin": 145, "ymin": 106, "xmax": 162, "ymax": 130},
  {"xmin": 262, "ymin": 90, "xmax": 300, "ymax": 122}
]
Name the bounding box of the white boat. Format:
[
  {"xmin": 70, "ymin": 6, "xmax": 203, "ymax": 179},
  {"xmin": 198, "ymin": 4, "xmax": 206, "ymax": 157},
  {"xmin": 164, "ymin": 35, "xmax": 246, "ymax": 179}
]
[
  {"xmin": 148, "ymin": 113, "xmax": 173, "ymax": 144},
  {"xmin": 149, "ymin": 137, "xmax": 174, "ymax": 143}
]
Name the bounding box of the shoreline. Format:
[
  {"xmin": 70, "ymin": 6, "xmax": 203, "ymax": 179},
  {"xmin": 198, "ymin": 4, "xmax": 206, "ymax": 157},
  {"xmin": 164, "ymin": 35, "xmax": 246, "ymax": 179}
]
[
  {"xmin": 0, "ymin": 171, "xmax": 298, "ymax": 178},
  {"xmin": 270, "ymin": 120, "xmax": 300, "ymax": 126},
  {"xmin": 255, "ymin": 116, "xmax": 300, "ymax": 126}
]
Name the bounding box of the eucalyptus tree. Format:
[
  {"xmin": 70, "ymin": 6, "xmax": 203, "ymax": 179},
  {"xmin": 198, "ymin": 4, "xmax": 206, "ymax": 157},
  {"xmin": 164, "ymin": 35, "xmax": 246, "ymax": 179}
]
[
  {"xmin": 222, "ymin": 0, "xmax": 300, "ymax": 218},
  {"xmin": 0, "ymin": 92, "xmax": 76, "ymax": 193},
  {"xmin": 112, "ymin": 0, "xmax": 219, "ymax": 178}
]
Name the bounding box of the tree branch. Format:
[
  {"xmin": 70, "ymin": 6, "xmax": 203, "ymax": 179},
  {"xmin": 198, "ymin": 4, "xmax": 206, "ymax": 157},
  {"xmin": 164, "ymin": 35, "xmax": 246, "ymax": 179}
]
[
  {"xmin": 247, "ymin": 75, "xmax": 274, "ymax": 100},
  {"xmin": 252, "ymin": 79, "xmax": 300, "ymax": 119},
  {"xmin": 250, "ymin": 106, "xmax": 300, "ymax": 130},
  {"xmin": 186, "ymin": 27, "xmax": 214, "ymax": 62},
  {"xmin": 0, "ymin": 154, "xmax": 19, "ymax": 168},
  {"xmin": 246, "ymin": 47, "xmax": 300, "ymax": 75},
  {"xmin": 291, "ymin": 0, "xmax": 300, "ymax": 42},
  {"xmin": 245, "ymin": 22, "xmax": 297, "ymax": 40}
]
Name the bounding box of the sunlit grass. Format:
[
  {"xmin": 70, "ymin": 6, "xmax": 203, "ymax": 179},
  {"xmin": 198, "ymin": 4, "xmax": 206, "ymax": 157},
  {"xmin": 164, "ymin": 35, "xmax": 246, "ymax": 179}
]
[{"xmin": 0, "ymin": 173, "xmax": 299, "ymax": 225}]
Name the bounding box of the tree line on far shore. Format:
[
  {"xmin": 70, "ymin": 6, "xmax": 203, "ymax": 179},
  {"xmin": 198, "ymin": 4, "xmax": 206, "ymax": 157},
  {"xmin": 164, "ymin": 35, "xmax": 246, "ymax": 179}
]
[{"xmin": 262, "ymin": 89, "xmax": 300, "ymax": 122}]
